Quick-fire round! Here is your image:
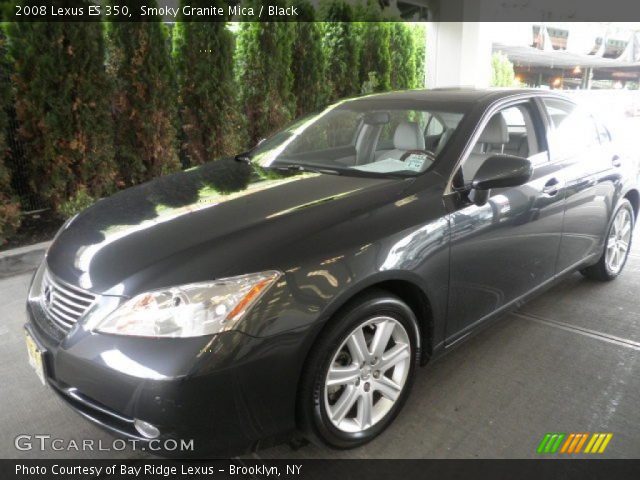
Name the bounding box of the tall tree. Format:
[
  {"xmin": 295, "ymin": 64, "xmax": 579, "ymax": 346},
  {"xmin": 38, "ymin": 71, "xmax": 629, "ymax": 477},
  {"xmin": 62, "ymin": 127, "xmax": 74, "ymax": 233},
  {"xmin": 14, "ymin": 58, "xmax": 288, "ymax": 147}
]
[
  {"xmin": 0, "ymin": 26, "xmax": 20, "ymax": 243},
  {"xmin": 411, "ymin": 24, "xmax": 427, "ymax": 88},
  {"xmin": 174, "ymin": 1, "xmax": 241, "ymax": 166},
  {"xmin": 108, "ymin": 1, "xmax": 180, "ymax": 186},
  {"xmin": 491, "ymin": 51, "xmax": 517, "ymax": 87},
  {"xmin": 356, "ymin": 3, "xmax": 392, "ymax": 94},
  {"xmin": 10, "ymin": 20, "xmax": 116, "ymax": 215},
  {"xmin": 291, "ymin": 0, "xmax": 327, "ymax": 116},
  {"xmin": 389, "ymin": 23, "xmax": 416, "ymax": 90},
  {"xmin": 321, "ymin": 0, "xmax": 360, "ymax": 101},
  {"xmin": 237, "ymin": 3, "xmax": 295, "ymax": 147}
]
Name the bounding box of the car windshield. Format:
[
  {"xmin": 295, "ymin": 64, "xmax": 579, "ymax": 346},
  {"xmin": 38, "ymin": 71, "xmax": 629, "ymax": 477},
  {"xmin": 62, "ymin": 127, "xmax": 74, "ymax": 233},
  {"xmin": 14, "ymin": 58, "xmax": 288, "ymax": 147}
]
[{"xmin": 249, "ymin": 98, "xmax": 466, "ymax": 178}]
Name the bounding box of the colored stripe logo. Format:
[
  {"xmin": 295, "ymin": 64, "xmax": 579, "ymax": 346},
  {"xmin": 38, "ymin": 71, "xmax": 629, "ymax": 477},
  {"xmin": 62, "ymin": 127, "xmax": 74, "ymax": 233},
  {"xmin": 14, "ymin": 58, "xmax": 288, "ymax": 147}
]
[{"xmin": 537, "ymin": 433, "xmax": 613, "ymax": 454}]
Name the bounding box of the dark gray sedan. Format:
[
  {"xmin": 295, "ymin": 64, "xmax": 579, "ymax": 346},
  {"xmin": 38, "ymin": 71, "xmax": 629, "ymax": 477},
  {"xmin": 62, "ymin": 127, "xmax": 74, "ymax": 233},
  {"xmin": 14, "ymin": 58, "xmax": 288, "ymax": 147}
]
[{"xmin": 25, "ymin": 88, "xmax": 638, "ymax": 455}]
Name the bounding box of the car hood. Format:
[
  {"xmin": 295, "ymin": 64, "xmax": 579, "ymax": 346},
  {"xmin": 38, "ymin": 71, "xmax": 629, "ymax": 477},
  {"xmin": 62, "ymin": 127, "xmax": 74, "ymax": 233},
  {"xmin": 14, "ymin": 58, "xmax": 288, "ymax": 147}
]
[{"xmin": 46, "ymin": 159, "xmax": 409, "ymax": 295}]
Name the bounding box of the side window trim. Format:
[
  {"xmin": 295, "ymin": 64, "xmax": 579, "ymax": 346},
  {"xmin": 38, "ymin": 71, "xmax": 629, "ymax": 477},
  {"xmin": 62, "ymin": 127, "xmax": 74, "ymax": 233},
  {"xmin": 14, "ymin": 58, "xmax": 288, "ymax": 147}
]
[
  {"xmin": 457, "ymin": 99, "xmax": 545, "ymax": 184},
  {"xmin": 538, "ymin": 96, "xmax": 571, "ymax": 164},
  {"xmin": 444, "ymin": 94, "xmax": 547, "ymax": 194}
]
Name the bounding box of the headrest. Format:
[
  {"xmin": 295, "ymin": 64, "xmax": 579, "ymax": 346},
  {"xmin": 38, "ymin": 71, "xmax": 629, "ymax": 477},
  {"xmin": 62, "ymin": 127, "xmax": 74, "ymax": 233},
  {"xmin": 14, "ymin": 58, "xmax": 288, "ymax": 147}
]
[
  {"xmin": 550, "ymin": 114, "xmax": 565, "ymax": 127},
  {"xmin": 394, "ymin": 122, "xmax": 426, "ymax": 150},
  {"xmin": 479, "ymin": 114, "xmax": 508, "ymax": 144}
]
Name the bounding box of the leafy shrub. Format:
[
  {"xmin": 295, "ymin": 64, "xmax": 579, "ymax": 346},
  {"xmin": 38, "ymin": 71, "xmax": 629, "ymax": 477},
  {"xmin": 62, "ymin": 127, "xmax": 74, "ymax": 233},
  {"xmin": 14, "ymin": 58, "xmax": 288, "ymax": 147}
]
[
  {"xmin": 411, "ymin": 24, "xmax": 427, "ymax": 88},
  {"xmin": 2, "ymin": 9, "xmax": 429, "ymax": 247},
  {"xmin": 389, "ymin": 23, "xmax": 425, "ymax": 90},
  {"xmin": 320, "ymin": 0, "xmax": 360, "ymax": 101},
  {"xmin": 491, "ymin": 51, "xmax": 517, "ymax": 87},
  {"xmin": 360, "ymin": 72, "xmax": 379, "ymax": 95},
  {"xmin": 237, "ymin": 12, "xmax": 295, "ymax": 147},
  {"xmin": 58, "ymin": 185, "xmax": 95, "ymax": 219},
  {"xmin": 357, "ymin": 22, "xmax": 392, "ymax": 94},
  {"xmin": 353, "ymin": 2, "xmax": 391, "ymax": 94},
  {"xmin": 9, "ymin": 21, "xmax": 116, "ymax": 212},
  {"xmin": 0, "ymin": 155, "xmax": 21, "ymax": 245},
  {"xmin": 107, "ymin": 3, "xmax": 181, "ymax": 186},
  {"xmin": 0, "ymin": 27, "xmax": 21, "ymax": 244},
  {"xmin": 291, "ymin": 1, "xmax": 328, "ymax": 116},
  {"xmin": 174, "ymin": 1, "xmax": 242, "ymax": 166}
]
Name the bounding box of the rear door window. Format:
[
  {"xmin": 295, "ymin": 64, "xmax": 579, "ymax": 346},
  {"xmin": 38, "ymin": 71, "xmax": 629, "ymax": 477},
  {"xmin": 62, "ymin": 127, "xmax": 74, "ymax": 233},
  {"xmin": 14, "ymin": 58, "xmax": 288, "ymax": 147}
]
[{"xmin": 542, "ymin": 98, "xmax": 600, "ymax": 160}]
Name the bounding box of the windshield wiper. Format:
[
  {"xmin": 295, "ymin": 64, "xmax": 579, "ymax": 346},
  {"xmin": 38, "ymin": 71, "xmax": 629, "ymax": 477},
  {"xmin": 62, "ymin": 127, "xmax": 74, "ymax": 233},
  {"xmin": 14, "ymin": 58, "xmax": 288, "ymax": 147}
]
[
  {"xmin": 234, "ymin": 152, "xmax": 253, "ymax": 164},
  {"xmin": 271, "ymin": 163, "xmax": 342, "ymax": 176},
  {"xmin": 234, "ymin": 155, "xmax": 339, "ymax": 175}
]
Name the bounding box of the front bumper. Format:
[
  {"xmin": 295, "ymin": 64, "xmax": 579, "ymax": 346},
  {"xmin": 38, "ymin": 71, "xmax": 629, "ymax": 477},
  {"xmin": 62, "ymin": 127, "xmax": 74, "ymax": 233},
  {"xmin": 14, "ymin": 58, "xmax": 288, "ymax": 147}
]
[{"xmin": 26, "ymin": 298, "xmax": 307, "ymax": 455}]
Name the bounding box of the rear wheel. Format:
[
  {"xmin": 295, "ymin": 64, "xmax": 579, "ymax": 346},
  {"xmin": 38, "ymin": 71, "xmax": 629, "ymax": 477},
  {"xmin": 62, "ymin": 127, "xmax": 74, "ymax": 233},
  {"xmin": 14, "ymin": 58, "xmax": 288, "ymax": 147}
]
[
  {"xmin": 581, "ymin": 200, "xmax": 634, "ymax": 281},
  {"xmin": 299, "ymin": 290, "xmax": 420, "ymax": 449}
]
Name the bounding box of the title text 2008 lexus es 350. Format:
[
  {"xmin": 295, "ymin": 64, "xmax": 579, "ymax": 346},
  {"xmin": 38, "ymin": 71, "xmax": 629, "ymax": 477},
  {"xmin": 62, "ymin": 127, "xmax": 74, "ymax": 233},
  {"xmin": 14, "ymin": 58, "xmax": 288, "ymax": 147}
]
[{"xmin": 25, "ymin": 88, "xmax": 638, "ymax": 455}]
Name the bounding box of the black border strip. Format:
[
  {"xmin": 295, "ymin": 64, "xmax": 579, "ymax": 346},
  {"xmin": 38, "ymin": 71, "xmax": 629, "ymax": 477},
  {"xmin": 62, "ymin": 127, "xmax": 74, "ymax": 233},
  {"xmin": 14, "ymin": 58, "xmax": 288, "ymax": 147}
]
[
  {"xmin": 2, "ymin": 459, "xmax": 640, "ymax": 480},
  {"xmin": 3, "ymin": 0, "xmax": 640, "ymax": 22}
]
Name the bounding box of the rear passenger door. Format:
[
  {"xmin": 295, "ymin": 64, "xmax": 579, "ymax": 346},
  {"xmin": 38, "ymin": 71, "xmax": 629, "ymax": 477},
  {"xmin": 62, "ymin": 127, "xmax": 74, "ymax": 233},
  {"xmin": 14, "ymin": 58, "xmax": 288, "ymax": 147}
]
[{"xmin": 541, "ymin": 98, "xmax": 616, "ymax": 272}]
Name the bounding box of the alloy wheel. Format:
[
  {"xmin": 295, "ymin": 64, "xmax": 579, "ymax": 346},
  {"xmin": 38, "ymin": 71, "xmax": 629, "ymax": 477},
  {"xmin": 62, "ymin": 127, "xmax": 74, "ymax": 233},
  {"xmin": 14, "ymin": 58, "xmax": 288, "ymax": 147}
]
[
  {"xmin": 324, "ymin": 316, "xmax": 411, "ymax": 433},
  {"xmin": 606, "ymin": 208, "xmax": 632, "ymax": 274}
]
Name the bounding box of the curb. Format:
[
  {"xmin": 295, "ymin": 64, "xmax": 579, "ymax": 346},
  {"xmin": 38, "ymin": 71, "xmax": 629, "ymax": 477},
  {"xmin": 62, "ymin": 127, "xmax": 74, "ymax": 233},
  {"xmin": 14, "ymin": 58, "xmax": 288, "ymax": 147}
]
[{"xmin": 0, "ymin": 241, "xmax": 50, "ymax": 279}]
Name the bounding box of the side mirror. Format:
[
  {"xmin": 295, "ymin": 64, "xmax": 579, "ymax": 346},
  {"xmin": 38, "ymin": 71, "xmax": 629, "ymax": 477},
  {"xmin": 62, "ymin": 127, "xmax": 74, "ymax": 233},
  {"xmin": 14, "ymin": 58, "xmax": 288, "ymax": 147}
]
[
  {"xmin": 472, "ymin": 154, "xmax": 532, "ymax": 190},
  {"xmin": 469, "ymin": 154, "xmax": 532, "ymax": 206}
]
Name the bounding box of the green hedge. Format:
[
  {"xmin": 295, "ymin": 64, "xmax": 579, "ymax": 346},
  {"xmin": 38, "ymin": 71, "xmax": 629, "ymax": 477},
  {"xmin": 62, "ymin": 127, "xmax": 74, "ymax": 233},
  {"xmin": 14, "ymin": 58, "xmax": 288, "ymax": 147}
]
[
  {"xmin": 291, "ymin": 1, "xmax": 327, "ymax": 116},
  {"xmin": 237, "ymin": 16, "xmax": 296, "ymax": 146},
  {"xmin": 9, "ymin": 21, "xmax": 116, "ymax": 216},
  {"xmin": 108, "ymin": 1, "xmax": 181, "ymax": 187},
  {"xmin": 0, "ymin": 27, "xmax": 20, "ymax": 245},
  {"xmin": 174, "ymin": 0, "xmax": 242, "ymax": 165},
  {"xmin": 0, "ymin": 12, "xmax": 427, "ymax": 242}
]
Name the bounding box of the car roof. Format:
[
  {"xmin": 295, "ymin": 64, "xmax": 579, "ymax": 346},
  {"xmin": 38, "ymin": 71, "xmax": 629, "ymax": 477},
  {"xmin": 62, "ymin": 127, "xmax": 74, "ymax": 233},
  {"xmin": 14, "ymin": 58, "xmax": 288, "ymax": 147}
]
[{"xmin": 348, "ymin": 87, "xmax": 566, "ymax": 106}]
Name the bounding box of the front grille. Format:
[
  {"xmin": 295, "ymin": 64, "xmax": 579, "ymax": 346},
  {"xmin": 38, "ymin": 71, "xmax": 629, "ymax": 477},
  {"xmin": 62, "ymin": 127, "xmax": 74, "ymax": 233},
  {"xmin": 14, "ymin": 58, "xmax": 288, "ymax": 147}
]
[{"xmin": 41, "ymin": 268, "xmax": 97, "ymax": 332}]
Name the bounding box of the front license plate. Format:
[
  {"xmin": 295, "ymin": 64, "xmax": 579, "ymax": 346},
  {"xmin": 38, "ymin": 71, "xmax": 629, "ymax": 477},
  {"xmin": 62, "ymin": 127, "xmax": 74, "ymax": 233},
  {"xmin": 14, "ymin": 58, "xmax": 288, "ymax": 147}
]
[{"xmin": 25, "ymin": 332, "xmax": 45, "ymax": 386}]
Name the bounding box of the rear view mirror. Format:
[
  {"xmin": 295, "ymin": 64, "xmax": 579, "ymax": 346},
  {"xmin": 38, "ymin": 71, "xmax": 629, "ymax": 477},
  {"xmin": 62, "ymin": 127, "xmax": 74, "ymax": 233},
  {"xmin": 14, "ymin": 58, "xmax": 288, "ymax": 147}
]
[
  {"xmin": 362, "ymin": 111, "xmax": 390, "ymax": 125},
  {"xmin": 472, "ymin": 154, "xmax": 532, "ymax": 191}
]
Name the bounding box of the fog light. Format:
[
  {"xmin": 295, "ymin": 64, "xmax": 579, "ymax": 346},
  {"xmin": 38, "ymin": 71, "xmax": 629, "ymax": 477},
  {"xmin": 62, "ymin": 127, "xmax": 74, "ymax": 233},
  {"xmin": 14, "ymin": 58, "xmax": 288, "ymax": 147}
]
[{"xmin": 134, "ymin": 419, "xmax": 160, "ymax": 439}]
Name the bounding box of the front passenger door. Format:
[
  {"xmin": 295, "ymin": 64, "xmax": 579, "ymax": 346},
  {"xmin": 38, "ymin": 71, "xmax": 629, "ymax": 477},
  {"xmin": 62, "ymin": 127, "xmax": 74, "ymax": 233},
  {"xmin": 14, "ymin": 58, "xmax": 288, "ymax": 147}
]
[{"xmin": 444, "ymin": 100, "xmax": 566, "ymax": 342}]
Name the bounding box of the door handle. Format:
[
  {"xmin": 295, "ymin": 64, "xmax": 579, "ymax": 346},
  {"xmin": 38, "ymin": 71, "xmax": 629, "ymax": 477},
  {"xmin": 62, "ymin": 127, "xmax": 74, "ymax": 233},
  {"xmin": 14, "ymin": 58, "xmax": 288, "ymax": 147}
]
[
  {"xmin": 542, "ymin": 178, "xmax": 562, "ymax": 196},
  {"xmin": 612, "ymin": 155, "xmax": 622, "ymax": 168}
]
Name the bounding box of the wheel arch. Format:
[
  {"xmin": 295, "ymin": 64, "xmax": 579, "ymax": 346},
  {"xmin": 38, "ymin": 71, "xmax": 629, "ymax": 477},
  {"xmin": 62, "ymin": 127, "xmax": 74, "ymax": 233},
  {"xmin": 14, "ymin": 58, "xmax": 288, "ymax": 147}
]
[
  {"xmin": 303, "ymin": 272, "xmax": 437, "ymax": 374},
  {"xmin": 293, "ymin": 274, "xmax": 436, "ymax": 435},
  {"xmin": 369, "ymin": 279, "xmax": 434, "ymax": 365},
  {"xmin": 624, "ymin": 188, "xmax": 639, "ymax": 220}
]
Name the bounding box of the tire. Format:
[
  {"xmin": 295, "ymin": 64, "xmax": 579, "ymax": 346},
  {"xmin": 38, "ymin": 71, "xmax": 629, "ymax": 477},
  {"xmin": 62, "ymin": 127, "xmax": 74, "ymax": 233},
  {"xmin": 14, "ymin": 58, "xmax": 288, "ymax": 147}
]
[
  {"xmin": 581, "ymin": 199, "xmax": 635, "ymax": 281},
  {"xmin": 298, "ymin": 289, "xmax": 421, "ymax": 449}
]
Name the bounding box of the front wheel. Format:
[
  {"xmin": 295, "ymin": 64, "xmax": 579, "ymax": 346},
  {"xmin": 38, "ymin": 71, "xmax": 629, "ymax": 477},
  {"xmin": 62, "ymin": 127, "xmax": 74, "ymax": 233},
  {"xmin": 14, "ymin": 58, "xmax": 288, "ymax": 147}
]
[
  {"xmin": 298, "ymin": 290, "xmax": 420, "ymax": 449},
  {"xmin": 581, "ymin": 199, "xmax": 634, "ymax": 281}
]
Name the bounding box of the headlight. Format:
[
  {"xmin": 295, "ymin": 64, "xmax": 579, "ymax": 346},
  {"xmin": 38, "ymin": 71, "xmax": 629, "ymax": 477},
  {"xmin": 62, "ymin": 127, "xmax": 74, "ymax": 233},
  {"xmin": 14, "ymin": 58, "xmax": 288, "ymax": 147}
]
[{"xmin": 94, "ymin": 271, "xmax": 281, "ymax": 338}]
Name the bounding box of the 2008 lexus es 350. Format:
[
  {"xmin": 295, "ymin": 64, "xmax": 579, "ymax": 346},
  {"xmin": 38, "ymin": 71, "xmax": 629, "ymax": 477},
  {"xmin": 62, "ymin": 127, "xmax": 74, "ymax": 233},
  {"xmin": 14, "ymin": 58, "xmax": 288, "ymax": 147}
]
[{"xmin": 25, "ymin": 88, "xmax": 638, "ymax": 455}]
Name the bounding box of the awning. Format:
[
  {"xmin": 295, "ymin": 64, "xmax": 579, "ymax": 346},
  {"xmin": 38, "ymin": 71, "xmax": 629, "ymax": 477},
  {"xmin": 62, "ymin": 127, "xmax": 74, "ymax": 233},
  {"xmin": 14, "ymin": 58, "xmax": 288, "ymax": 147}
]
[{"xmin": 493, "ymin": 42, "xmax": 640, "ymax": 70}]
